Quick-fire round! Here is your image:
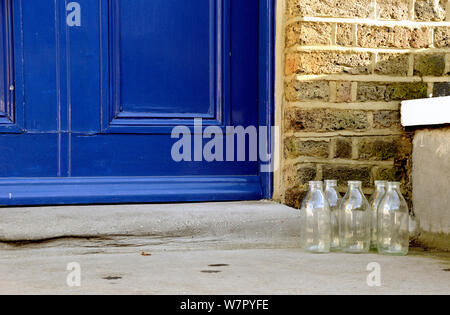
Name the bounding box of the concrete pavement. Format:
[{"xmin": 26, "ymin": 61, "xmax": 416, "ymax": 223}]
[
  {"xmin": 0, "ymin": 201, "xmax": 449, "ymax": 295},
  {"xmin": 1, "ymin": 237, "xmax": 449, "ymax": 294}
]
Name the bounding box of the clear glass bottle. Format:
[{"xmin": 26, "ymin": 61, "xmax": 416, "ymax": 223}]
[
  {"xmin": 377, "ymin": 182, "xmax": 409, "ymax": 256},
  {"xmin": 339, "ymin": 181, "xmax": 371, "ymax": 254},
  {"xmin": 368, "ymin": 181, "xmax": 387, "ymax": 250},
  {"xmin": 324, "ymin": 180, "xmax": 342, "ymax": 250},
  {"xmin": 300, "ymin": 181, "xmax": 331, "ymax": 253}
]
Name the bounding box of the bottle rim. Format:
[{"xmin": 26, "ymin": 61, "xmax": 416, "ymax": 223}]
[
  {"xmin": 387, "ymin": 181, "xmax": 401, "ymax": 188},
  {"xmin": 324, "ymin": 179, "xmax": 338, "ymax": 185},
  {"xmin": 308, "ymin": 181, "xmax": 323, "ymax": 186},
  {"xmin": 348, "ymin": 180, "xmax": 362, "ymax": 186},
  {"xmin": 374, "ymin": 180, "xmax": 387, "ymax": 186}
]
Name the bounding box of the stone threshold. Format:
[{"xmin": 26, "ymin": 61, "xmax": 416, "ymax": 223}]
[{"xmin": 0, "ymin": 201, "xmax": 301, "ymax": 249}]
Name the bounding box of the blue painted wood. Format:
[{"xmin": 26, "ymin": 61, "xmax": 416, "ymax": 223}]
[
  {"xmin": 69, "ymin": 134, "xmax": 258, "ymax": 177},
  {"xmin": 0, "ymin": 133, "xmax": 59, "ymax": 177},
  {"xmin": 0, "ymin": 0, "xmax": 274, "ymax": 205},
  {"xmin": 100, "ymin": 0, "xmax": 231, "ymax": 132},
  {"xmin": 0, "ymin": 176, "xmax": 263, "ymax": 205},
  {"xmin": 22, "ymin": 0, "xmax": 59, "ymax": 132},
  {"xmin": 114, "ymin": 0, "xmax": 215, "ymax": 117},
  {"xmin": 0, "ymin": 0, "xmax": 20, "ymax": 133},
  {"xmin": 259, "ymin": 0, "xmax": 275, "ymax": 199}
]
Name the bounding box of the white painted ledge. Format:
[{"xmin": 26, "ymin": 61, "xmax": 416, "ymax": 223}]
[{"xmin": 401, "ymin": 96, "xmax": 450, "ymax": 127}]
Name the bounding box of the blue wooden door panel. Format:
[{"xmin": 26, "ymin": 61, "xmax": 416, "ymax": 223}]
[
  {"xmin": 99, "ymin": 0, "xmax": 231, "ymax": 132},
  {"xmin": 0, "ymin": 0, "xmax": 267, "ymax": 205},
  {"xmin": 70, "ymin": 134, "xmax": 258, "ymax": 177},
  {"xmin": 116, "ymin": 0, "xmax": 215, "ymax": 117},
  {"xmin": 68, "ymin": 0, "xmax": 259, "ymax": 177},
  {"xmin": 0, "ymin": 1, "xmax": 7, "ymax": 115},
  {"xmin": 0, "ymin": 1, "xmax": 59, "ymax": 180},
  {"xmin": 66, "ymin": 0, "xmax": 101, "ymax": 133},
  {"xmin": 0, "ymin": 134, "xmax": 58, "ymax": 177},
  {"xmin": 22, "ymin": 0, "xmax": 59, "ymax": 132},
  {"xmin": 0, "ymin": 0, "xmax": 16, "ymax": 132}
]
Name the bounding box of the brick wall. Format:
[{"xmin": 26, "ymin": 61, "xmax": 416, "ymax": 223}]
[{"xmin": 280, "ymin": 0, "xmax": 450, "ymax": 208}]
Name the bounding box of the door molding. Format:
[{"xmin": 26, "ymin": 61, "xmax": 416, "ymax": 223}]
[
  {"xmin": 101, "ymin": 0, "xmax": 230, "ymax": 133},
  {"xmin": 0, "ymin": 0, "xmax": 23, "ymax": 133},
  {"xmin": 0, "ymin": 176, "xmax": 263, "ymax": 205},
  {"xmin": 259, "ymin": 0, "xmax": 275, "ymax": 199}
]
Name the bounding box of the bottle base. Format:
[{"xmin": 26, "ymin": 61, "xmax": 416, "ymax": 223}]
[
  {"xmin": 305, "ymin": 250, "xmax": 331, "ymax": 254},
  {"xmin": 378, "ymin": 249, "xmax": 409, "ymax": 256},
  {"xmin": 341, "ymin": 244, "xmax": 370, "ymax": 254},
  {"xmin": 342, "ymin": 249, "xmax": 370, "ymax": 254},
  {"xmin": 304, "ymin": 245, "xmax": 331, "ymax": 254}
]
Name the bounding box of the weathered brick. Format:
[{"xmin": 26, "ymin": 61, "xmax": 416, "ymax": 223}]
[
  {"xmin": 374, "ymin": 167, "xmax": 397, "ymax": 182},
  {"xmin": 358, "ymin": 83, "xmax": 388, "ymax": 101},
  {"xmin": 410, "ymin": 28, "xmax": 432, "ymax": 48},
  {"xmin": 414, "ymin": 54, "xmax": 446, "ymax": 76},
  {"xmin": 284, "ymin": 137, "xmax": 330, "ymax": 159},
  {"xmin": 284, "ymin": 188, "xmax": 307, "ymax": 209},
  {"xmin": 322, "ymin": 165, "xmax": 372, "ymax": 187},
  {"xmin": 336, "ymin": 81, "xmax": 352, "ymax": 102},
  {"xmin": 374, "ymin": 163, "xmax": 412, "ymax": 208},
  {"xmin": 373, "ymin": 110, "xmax": 402, "ymax": 129},
  {"xmin": 284, "ymin": 108, "xmax": 368, "ymax": 132},
  {"xmin": 285, "ymin": 54, "xmax": 298, "ymax": 75},
  {"xmin": 374, "ymin": 165, "xmax": 409, "ymax": 185},
  {"xmin": 285, "ymin": 81, "xmax": 329, "ymax": 102},
  {"xmin": 434, "ymin": 27, "xmax": 450, "ymax": 48},
  {"xmin": 336, "ymin": 24, "xmax": 354, "ymax": 46},
  {"xmin": 285, "ymin": 22, "xmax": 332, "ymax": 47},
  {"xmin": 285, "ymin": 52, "xmax": 371, "ymax": 75},
  {"xmin": 358, "ymin": 136, "xmax": 412, "ymax": 161},
  {"xmin": 297, "ymin": 164, "xmax": 318, "ymax": 185},
  {"xmin": 284, "ymin": 164, "xmax": 300, "ymax": 189},
  {"xmin": 286, "ymin": 0, "xmax": 373, "ymax": 18},
  {"xmin": 357, "ymin": 82, "xmax": 428, "ymax": 102},
  {"xmin": 434, "ymin": 82, "xmax": 450, "ymax": 97},
  {"xmin": 375, "ymin": 53, "xmax": 410, "ymax": 76},
  {"xmin": 415, "ymin": 0, "xmax": 447, "ymax": 21},
  {"xmin": 378, "ymin": 0, "xmax": 409, "ymax": 20},
  {"xmin": 334, "ymin": 138, "xmax": 353, "ymax": 159},
  {"xmin": 358, "ymin": 26, "xmax": 430, "ymax": 48}
]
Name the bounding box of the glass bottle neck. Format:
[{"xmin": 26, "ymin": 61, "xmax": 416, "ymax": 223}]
[
  {"xmin": 324, "ymin": 180, "xmax": 337, "ymax": 190},
  {"xmin": 386, "ymin": 182, "xmax": 401, "ymax": 191},
  {"xmin": 348, "ymin": 181, "xmax": 362, "ymax": 189},
  {"xmin": 374, "ymin": 181, "xmax": 387, "ymax": 189},
  {"xmin": 309, "ymin": 181, "xmax": 323, "ymax": 190}
]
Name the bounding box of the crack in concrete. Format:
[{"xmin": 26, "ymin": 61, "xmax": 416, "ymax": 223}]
[{"xmin": 0, "ymin": 233, "xmax": 199, "ymax": 248}]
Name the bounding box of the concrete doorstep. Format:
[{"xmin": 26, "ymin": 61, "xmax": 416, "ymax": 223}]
[
  {"xmin": 0, "ymin": 201, "xmax": 301, "ymax": 248},
  {"xmin": 0, "ymin": 201, "xmax": 449, "ymax": 295}
]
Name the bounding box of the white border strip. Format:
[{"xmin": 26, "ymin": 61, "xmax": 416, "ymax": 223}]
[{"xmin": 401, "ymin": 96, "xmax": 450, "ymax": 126}]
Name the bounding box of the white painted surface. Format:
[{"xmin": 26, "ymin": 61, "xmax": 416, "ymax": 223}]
[
  {"xmin": 401, "ymin": 96, "xmax": 450, "ymax": 126},
  {"xmin": 413, "ymin": 129, "xmax": 450, "ymax": 235}
]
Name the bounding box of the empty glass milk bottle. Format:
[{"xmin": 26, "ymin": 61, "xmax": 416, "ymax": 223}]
[
  {"xmin": 300, "ymin": 181, "xmax": 331, "ymax": 253},
  {"xmin": 377, "ymin": 182, "xmax": 409, "ymax": 256},
  {"xmin": 324, "ymin": 180, "xmax": 342, "ymax": 250},
  {"xmin": 369, "ymin": 181, "xmax": 387, "ymax": 249},
  {"xmin": 339, "ymin": 181, "xmax": 371, "ymax": 253}
]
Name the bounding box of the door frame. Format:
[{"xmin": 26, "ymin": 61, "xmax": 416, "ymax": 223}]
[
  {"xmin": 259, "ymin": 0, "xmax": 275, "ymax": 199},
  {"xmin": 0, "ymin": 0, "xmax": 275, "ymax": 205}
]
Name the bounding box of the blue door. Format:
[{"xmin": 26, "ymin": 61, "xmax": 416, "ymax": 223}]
[{"xmin": 0, "ymin": 0, "xmax": 271, "ymax": 205}]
